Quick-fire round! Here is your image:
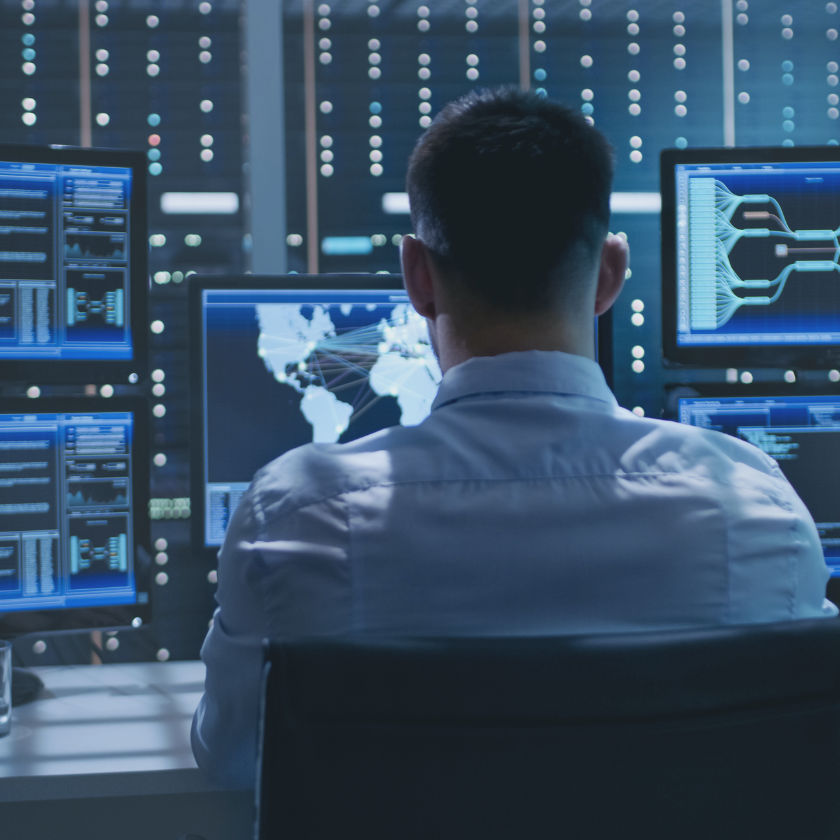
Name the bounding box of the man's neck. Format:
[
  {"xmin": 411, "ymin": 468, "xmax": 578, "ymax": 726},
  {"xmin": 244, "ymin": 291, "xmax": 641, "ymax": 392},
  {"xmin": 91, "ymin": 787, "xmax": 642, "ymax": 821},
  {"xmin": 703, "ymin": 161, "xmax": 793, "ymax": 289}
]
[{"xmin": 433, "ymin": 312, "xmax": 595, "ymax": 374}]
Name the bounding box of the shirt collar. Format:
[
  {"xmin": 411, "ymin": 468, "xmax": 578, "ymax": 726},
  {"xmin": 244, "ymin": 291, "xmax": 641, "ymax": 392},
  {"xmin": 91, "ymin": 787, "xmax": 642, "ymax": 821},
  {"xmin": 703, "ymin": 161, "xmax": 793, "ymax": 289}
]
[{"xmin": 431, "ymin": 349, "xmax": 618, "ymax": 411}]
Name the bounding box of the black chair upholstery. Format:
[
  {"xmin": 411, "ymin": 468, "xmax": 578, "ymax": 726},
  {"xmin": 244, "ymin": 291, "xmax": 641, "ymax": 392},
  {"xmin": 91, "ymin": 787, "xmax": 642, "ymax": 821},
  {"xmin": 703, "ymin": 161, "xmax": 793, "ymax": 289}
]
[{"xmin": 256, "ymin": 618, "xmax": 840, "ymax": 840}]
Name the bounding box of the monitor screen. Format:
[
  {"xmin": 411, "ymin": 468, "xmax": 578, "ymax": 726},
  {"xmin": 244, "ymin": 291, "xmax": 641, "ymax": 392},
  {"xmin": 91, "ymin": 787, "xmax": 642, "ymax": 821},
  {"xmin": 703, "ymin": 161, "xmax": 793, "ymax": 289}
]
[
  {"xmin": 661, "ymin": 146, "xmax": 840, "ymax": 368},
  {"xmin": 0, "ymin": 145, "xmax": 147, "ymax": 382},
  {"xmin": 0, "ymin": 398, "xmax": 151, "ymax": 636},
  {"xmin": 678, "ymin": 392, "xmax": 840, "ymax": 576},
  {"xmin": 191, "ymin": 275, "xmax": 443, "ymax": 550}
]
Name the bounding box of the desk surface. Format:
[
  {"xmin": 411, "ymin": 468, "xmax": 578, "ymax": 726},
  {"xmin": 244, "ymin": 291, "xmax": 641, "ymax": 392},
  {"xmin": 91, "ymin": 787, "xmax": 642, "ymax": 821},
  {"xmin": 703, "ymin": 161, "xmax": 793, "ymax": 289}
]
[{"xmin": 0, "ymin": 660, "xmax": 221, "ymax": 802}]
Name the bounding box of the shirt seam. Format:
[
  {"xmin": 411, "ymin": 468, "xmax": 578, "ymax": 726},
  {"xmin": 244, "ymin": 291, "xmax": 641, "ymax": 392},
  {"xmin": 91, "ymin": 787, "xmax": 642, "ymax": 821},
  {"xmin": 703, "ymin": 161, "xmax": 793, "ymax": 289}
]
[
  {"xmin": 345, "ymin": 495, "xmax": 359, "ymax": 634},
  {"xmin": 263, "ymin": 470, "xmax": 759, "ymax": 520}
]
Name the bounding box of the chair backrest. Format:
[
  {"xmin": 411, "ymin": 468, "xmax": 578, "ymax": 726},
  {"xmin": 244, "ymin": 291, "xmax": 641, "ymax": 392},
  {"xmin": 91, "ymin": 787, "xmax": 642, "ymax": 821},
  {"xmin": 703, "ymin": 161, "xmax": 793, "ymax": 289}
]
[{"xmin": 256, "ymin": 618, "xmax": 840, "ymax": 840}]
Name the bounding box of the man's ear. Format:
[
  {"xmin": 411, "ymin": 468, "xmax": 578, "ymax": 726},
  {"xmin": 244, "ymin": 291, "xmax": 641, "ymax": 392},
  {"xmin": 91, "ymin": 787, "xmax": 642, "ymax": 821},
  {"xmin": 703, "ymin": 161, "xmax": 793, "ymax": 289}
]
[
  {"xmin": 594, "ymin": 233, "xmax": 629, "ymax": 316},
  {"xmin": 400, "ymin": 234, "xmax": 437, "ymax": 320}
]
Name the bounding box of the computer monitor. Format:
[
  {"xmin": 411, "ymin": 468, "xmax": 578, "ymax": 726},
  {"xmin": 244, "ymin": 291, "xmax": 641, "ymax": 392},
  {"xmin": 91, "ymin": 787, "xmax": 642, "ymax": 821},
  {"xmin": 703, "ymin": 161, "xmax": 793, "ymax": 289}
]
[
  {"xmin": 677, "ymin": 390, "xmax": 840, "ymax": 576},
  {"xmin": 191, "ymin": 274, "xmax": 614, "ymax": 556},
  {"xmin": 661, "ymin": 146, "xmax": 840, "ymax": 368},
  {"xmin": 0, "ymin": 397, "xmax": 151, "ymax": 637},
  {"xmin": 190, "ymin": 274, "xmax": 441, "ymax": 553},
  {"xmin": 0, "ymin": 144, "xmax": 148, "ymax": 383}
]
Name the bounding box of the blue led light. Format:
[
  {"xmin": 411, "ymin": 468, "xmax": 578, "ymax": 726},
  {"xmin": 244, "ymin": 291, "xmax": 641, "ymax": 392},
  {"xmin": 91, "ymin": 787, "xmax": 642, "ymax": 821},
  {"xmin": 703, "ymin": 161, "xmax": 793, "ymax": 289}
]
[
  {"xmin": 782, "ymin": 106, "xmax": 795, "ymax": 118},
  {"xmin": 321, "ymin": 236, "xmax": 373, "ymax": 256},
  {"xmin": 22, "ymin": 48, "xmax": 35, "ymax": 60},
  {"xmin": 534, "ymin": 68, "xmax": 547, "ymax": 81},
  {"xmin": 781, "ymin": 60, "xmax": 794, "ymax": 72},
  {"xmin": 21, "ymin": 33, "xmax": 35, "ymax": 45},
  {"xmin": 369, "ymin": 101, "xmax": 382, "ymax": 114},
  {"xmin": 147, "ymin": 113, "xmax": 161, "ymax": 127},
  {"xmin": 675, "ymin": 136, "xmax": 688, "ymax": 149}
]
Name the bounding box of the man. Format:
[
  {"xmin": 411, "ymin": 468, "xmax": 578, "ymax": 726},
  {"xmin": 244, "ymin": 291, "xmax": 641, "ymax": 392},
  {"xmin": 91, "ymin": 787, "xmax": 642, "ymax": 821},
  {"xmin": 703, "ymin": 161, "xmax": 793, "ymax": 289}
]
[{"xmin": 192, "ymin": 87, "xmax": 836, "ymax": 788}]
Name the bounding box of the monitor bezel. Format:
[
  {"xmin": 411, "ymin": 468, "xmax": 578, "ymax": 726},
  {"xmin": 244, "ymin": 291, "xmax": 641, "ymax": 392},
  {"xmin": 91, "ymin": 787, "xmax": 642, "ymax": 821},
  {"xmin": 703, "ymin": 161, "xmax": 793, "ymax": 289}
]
[
  {"xmin": 0, "ymin": 396, "xmax": 152, "ymax": 638},
  {"xmin": 0, "ymin": 143, "xmax": 148, "ymax": 385},
  {"xmin": 189, "ymin": 273, "xmax": 614, "ymax": 564},
  {"xmin": 660, "ymin": 145, "xmax": 840, "ymax": 370}
]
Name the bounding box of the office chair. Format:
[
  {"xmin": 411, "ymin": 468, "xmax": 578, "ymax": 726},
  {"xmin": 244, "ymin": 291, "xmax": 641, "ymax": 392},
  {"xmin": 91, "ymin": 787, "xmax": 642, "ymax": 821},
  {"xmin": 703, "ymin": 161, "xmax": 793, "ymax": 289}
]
[{"xmin": 256, "ymin": 618, "xmax": 840, "ymax": 840}]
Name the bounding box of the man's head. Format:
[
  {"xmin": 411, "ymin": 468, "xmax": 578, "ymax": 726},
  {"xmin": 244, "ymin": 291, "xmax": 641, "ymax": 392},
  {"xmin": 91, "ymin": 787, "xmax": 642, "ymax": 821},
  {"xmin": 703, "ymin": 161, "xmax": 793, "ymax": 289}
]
[{"xmin": 405, "ymin": 87, "xmax": 618, "ymax": 319}]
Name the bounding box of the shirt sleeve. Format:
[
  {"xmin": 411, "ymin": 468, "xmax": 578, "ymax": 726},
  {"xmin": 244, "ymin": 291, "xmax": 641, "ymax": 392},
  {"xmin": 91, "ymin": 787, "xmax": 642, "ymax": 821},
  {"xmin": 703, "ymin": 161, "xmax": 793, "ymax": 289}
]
[
  {"xmin": 191, "ymin": 471, "xmax": 352, "ymax": 789},
  {"xmin": 191, "ymin": 481, "xmax": 266, "ymax": 789},
  {"xmin": 725, "ymin": 455, "xmax": 838, "ymax": 623}
]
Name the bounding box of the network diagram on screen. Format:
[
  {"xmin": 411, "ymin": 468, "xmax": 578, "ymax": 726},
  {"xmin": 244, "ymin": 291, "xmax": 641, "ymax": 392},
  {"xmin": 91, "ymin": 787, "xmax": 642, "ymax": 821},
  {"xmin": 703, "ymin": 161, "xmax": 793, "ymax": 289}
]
[
  {"xmin": 0, "ymin": 159, "xmax": 133, "ymax": 360},
  {"xmin": 201, "ymin": 287, "xmax": 441, "ymax": 546},
  {"xmin": 679, "ymin": 394, "xmax": 840, "ymax": 573},
  {"xmin": 0, "ymin": 411, "xmax": 140, "ymax": 611},
  {"xmin": 675, "ymin": 161, "xmax": 840, "ymax": 348}
]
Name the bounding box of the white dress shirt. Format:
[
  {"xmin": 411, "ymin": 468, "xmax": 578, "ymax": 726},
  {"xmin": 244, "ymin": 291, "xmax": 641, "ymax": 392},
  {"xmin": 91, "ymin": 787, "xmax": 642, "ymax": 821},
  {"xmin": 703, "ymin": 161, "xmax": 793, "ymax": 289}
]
[{"xmin": 192, "ymin": 349, "xmax": 836, "ymax": 788}]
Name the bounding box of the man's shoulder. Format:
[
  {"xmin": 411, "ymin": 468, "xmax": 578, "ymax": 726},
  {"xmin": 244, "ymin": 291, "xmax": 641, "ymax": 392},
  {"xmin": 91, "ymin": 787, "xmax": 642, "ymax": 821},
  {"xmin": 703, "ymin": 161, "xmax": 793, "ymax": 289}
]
[
  {"xmin": 615, "ymin": 411, "xmax": 784, "ymax": 486},
  {"xmin": 249, "ymin": 424, "xmax": 422, "ymax": 514}
]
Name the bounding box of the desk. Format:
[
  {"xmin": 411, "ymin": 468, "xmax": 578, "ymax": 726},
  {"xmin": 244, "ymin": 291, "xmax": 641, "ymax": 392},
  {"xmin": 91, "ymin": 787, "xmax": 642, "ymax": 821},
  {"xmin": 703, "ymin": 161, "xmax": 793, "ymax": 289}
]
[{"xmin": 0, "ymin": 661, "xmax": 253, "ymax": 840}]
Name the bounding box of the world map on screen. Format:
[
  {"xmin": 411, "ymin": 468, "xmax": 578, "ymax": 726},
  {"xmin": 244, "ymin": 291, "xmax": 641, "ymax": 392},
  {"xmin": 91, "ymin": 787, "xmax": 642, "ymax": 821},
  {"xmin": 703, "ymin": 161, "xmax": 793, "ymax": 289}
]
[{"xmin": 255, "ymin": 302, "xmax": 441, "ymax": 443}]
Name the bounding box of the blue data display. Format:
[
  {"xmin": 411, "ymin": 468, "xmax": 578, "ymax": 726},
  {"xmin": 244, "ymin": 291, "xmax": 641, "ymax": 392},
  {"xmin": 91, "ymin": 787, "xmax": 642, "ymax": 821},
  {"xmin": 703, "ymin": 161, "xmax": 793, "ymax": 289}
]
[
  {"xmin": 679, "ymin": 395, "xmax": 840, "ymax": 574},
  {"xmin": 200, "ymin": 287, "xmax": 441, "ymax": 546},
  {"xmin": 0, "ymin": 411, "xmax": 138, "ymax": 611},
  {"xmin": 675, "ymin": 161, "xmax": 840, "ymax": 348},
  {"xmin": 0, "ymin": 160, "xmax": 133, "ymax": 360}
]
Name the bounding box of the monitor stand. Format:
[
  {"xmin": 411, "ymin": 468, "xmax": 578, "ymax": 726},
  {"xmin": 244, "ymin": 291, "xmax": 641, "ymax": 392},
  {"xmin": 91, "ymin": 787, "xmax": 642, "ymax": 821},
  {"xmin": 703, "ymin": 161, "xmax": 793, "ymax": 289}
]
[{"xmin": 12, "ymin": 667, "xmax": 44, "ymax": 706}]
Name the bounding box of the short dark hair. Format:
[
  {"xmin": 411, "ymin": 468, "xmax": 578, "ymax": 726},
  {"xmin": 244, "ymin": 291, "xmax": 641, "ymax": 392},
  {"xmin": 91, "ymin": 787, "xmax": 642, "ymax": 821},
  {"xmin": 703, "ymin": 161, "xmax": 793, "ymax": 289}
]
[{"xmin": 406, "ymin": 87, "xmax": 614, "ymax": 311}]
